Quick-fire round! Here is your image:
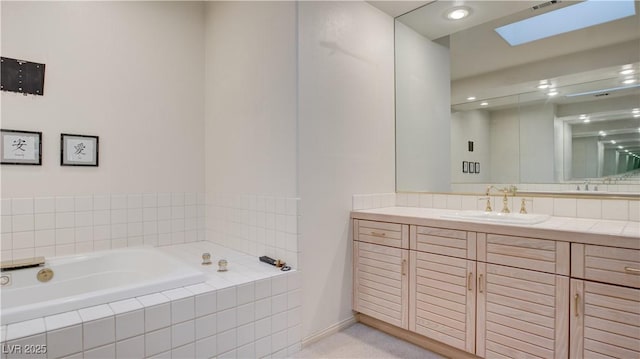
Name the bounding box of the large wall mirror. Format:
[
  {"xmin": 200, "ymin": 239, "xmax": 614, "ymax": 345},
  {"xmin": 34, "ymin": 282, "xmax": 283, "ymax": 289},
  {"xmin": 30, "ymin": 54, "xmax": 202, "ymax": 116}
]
[{"xmin": 395, "ymin": 0, "xmax": 640, "ymax": 194}]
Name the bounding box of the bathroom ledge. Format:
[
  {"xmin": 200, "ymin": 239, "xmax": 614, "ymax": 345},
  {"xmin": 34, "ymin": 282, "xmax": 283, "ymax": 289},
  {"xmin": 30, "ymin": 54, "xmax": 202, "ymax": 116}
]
[{"xmin": 351, "ymin": 207, "xmax": 640, "ymax": 249}]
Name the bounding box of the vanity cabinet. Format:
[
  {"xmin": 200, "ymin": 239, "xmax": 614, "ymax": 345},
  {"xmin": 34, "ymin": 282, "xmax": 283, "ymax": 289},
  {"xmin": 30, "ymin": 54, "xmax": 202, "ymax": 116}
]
[
  {"xmin": 570, "ymin": 244, "xmax": 640, "ymax": 358},
  {"xmin": 353, "ymin": 220, "xmax": 409, "ymax": 329},
  {"xmin": 352, "ymin": 215, "xmax": 639, "ymax": 359}
]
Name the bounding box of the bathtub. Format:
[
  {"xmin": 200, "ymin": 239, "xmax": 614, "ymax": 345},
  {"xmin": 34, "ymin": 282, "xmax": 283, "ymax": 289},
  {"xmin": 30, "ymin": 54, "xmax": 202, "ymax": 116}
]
[{"xmin": 0, "ymin": 246, "xmax": 205, "ymax": 325}]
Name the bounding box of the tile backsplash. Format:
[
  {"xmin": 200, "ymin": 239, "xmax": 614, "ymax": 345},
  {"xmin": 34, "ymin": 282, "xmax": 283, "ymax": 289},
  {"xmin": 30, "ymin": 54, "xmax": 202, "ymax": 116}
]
[
  {"xmin": 0, "ymin": 193, "xmax": 206, "ymax": 261},
  {"xmin": 207, "ymin": 194, "xmax": 300, "ymax": 269},
  {"xmin": 395, "ymin": 192, "xmax": 639, "ymax": 222}
]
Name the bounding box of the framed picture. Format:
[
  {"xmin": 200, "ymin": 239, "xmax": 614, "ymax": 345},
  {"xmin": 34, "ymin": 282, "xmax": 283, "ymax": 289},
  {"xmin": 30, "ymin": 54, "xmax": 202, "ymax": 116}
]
[
  {"xmin": 61, "ymin": 133, "xmax": 99, "ymax": 166},
  {"xmin": 475, "ymin": 162, "xmax": 480, "ymax": 174},
  {"xmin": 469, "ymin": 161, "xmax": 476, "ymax": 173},
  {"xmin": 1, "ymin": 129, "xmax": 42, "ymax": 165},
  {"xmin": 462, "ymin": 161, "xmax": 468, "ymax": 173}
]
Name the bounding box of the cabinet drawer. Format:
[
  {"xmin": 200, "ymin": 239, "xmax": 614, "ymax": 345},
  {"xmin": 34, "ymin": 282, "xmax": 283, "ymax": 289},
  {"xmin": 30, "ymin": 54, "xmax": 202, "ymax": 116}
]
[
  {"xmin": 478, "ymin": 233, "xmax": 570, "ymax": 275},
  {"xmin": 411, "ymin": 226, "xmax": 476, "ymax": 260},
  {"xmin": 353, "ymin": 241, "xmax": 409, "ymax": 329},
  {"xmin": 572, "ymin": 244, "xmax": 640, "ymax": 289},
  {"xmin": 355, "ymin": 219, "xmax": 408, "ymax": 248}
]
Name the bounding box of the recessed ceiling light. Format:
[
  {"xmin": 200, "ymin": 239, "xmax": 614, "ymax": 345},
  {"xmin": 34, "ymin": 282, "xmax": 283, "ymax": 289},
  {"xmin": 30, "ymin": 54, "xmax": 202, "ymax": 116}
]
[
  {"xmin": 622, "ymin": 78, "xmax": 637, "ymax": 84},
  {"xmin": 579, "ymin": 114, "xmax": 587, "ymax": 119},
  {"xmin": 583, "ymin": 119, "xmax": 590, "ymax": 123},
  {"xmin": 547, "ymin": 90, "xmax": 558, "ymax": 96},
  {"xmin": 611, "ymin": 140, "xmax": 617, "ymax": 144},
  {"xmin": 620, "ymin": 69, "xmax": 635, "ymax": 75},
  {"xmin": 480, "ymin": 102, "xmax": 488, "ymax": 106},
  {"xmin": 599, "ymin": 131, "xmax": 607, "ymax": 136},
  {"xmin": 446, "ymin": 7, "xmax": 471, "ymax": 20},
  {"xmin": 467, "ymin": 96, "xmax": 476, "ymax": 101},
  {"xmin": 625, "ymin": 150, "xmax": 630, "ymax": 152},
  {"xmin": 618, "ymin": 145, "xmax": 624, "ymax": 149}
]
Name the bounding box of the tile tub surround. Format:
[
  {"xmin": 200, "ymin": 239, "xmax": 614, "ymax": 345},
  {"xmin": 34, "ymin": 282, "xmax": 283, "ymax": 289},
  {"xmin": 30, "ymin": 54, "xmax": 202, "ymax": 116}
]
[
  {"xmin": 1, "ymin": 242, "xmax": 302, "ymax": 359},
  {"xmin": 207, "ymin": 194, "xmax": 300, "ymax": 269},
  {"xmin": 0, "ymin": 193, "xmax": 206, "ymax": 261},
  {"xmin": 395, "ymin": 192, "xmax": 639, "ymax": 222}
]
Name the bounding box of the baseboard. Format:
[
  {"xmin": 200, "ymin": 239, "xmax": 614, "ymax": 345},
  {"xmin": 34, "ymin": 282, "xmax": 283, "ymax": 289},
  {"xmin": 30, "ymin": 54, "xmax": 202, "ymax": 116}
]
[
  {"xmin": 356, "ymin": 313, "xmax": 481, "ymax": 359},
  {"xmin": 301, "ymin": 315, "xmax": 358, "ymax": 348}
]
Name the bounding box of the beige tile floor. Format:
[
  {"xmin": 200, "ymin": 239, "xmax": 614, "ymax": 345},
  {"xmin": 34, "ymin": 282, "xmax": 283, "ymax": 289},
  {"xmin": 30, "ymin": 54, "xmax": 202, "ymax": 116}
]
[{"xmin": 293, "ymin": 323, "xmax": 445, "ymax": 359}]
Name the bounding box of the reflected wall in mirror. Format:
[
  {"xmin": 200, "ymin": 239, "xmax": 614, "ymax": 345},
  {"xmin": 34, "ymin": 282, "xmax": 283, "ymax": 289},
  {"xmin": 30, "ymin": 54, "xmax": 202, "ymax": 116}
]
[{"xmin": 396, "ymin": 0, "xmax": 640, "ymax": 193}]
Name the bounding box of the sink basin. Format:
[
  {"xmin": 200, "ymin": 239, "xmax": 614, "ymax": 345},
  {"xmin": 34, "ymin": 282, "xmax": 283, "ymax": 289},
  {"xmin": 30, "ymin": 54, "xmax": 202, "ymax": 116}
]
[{"xmin": 442, "ymin": 211, "xmax": 550, "ymax": 225}]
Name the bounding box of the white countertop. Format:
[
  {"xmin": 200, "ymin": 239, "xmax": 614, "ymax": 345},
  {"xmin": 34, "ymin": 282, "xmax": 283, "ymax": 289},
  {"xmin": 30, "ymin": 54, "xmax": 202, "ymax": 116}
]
[{"xmin": 352, "ymin": 207, "xmax": 639, "ymax": 248}]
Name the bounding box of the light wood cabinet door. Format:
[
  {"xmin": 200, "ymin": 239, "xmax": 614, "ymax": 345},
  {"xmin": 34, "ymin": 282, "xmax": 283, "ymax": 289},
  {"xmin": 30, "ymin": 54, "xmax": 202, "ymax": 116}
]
[
  {"xmin": 409, "ymin": 250, "xmax": 476, "ymax": 353},
  {"xmin": 570, "ymin": 279, "xmax": 640, "ymax": 359},
  {"xmin": 477, "ymin": 263, "xmax": 569, "ymax": 359},
  {"xmin": 353, "ymin": 241, "xmax": 409, "ymax": 329}
]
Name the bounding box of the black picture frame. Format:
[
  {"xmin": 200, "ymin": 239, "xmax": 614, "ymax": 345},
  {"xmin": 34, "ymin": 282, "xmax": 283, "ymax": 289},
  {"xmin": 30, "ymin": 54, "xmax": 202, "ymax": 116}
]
[
  {"xmin": 469, "ymin": 161, "xmax": 476, "ymax": 173},
  {"xmin": 1, "ymin": 129, "xmax": 42, "ymax": 165},
  {"xmin": 475, "ymin": 162, "xmax": 480, "ymax": 174},
  {"xmin": 462, "ymin": 161, "xmax": 468, "ymax": 173},
  {"xmin": 61, "ymin": 133, "xmax": 99, "ymax": 166}
]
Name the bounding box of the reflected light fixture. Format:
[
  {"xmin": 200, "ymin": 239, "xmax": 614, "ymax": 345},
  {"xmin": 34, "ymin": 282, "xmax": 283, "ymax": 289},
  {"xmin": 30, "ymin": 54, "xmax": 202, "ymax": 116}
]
[
  {"xmin": 635, "ymin": 114, "xmax": 640, "ymax": 118},
  {"xmin": 446, "ymin": 7, "xmax": 471, "ymax": 20},
  {"xmin": 480, "ymin": 102, "xmax": 488, "ymax": 106},
  {"xmin": 611, "ymin": 140, "xmax": 617, "ymax": 144},
  {"xmin": 547, "ymin": 90, "xmax": 558, "ymax": 96},
  {"xmin": 467, "ymin": 96, "xmax": 476, "ymax": 101},
  {"xmin": 618, "ymin": 146, "xmax": 624, "ymax": 149},
  {"xmin": 622, "ymin": 78, "xmax": 637, "ymax": 84},
  {"xmin": 620, "ymin": 69, "xmax": 635, "ymax": 75},
  {"xmin": 583, "ymin": 119, "xmax": 590, "ymax": 123},
  {"xmin": 625, "ymin": 150, "xmax": 630, "ymax": 153},
  {"xmin": 537, "ymin": 80, "xmax": 550, "ymax": 89},
  {"xmin": 599, "ymin": 131, "xmax": 607, "ymax": 136},
  {"xmin": 632, "ymin": 108, "xmax": 640, "ymax": 113}
]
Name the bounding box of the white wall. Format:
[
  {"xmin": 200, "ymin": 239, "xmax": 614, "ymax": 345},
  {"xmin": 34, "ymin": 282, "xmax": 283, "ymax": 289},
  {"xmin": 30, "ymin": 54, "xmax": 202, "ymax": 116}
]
[
  {"xmin": 203, "ymin": 2, "xmax": 300, "ymax": 263},
  {"xmin": 489, "ymin": 108, "xmax": 520, "ymax": 183},
  {"xmin": 395, "ymin": 22, "xmax": 451, "ymax": 192},
  {"xmin": 203, "ymin": 1, "xmax": 297, "ymax": 197},
  {"xmin": 298, "ymin": 1, "xmax": 395, "ymax": 339},
  {"xmin": 572, "ymin": 137, "xmax": 599, "ymax": 178},
  {"xmin": 519, "ymin": 103, "xmax": 555, "ymax": 183},
  {"xmin": 451, "ymin": 110, "xmax": 491, "ymax": 183},
  {"xmin": 1, "ymin": 1, "xmax": 205, "ymax": 197}
]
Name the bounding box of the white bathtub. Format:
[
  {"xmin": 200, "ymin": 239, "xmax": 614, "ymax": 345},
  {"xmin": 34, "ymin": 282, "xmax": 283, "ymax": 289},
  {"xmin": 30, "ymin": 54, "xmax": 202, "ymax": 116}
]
[{"xmin": 0, "ymin": 247, "xmax": 205, "ymax": 325}]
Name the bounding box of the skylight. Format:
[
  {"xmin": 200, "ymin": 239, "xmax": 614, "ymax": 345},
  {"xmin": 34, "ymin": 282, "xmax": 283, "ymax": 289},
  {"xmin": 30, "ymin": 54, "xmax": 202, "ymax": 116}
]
[{"xmin": 495, "ymin": 0, "xmax": 637, "ymax": 46}]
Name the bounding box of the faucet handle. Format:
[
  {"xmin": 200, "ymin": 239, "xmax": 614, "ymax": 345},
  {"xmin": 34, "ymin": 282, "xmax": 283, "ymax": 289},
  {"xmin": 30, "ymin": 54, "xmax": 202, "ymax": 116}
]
[
  {"xmin": 519, "ymin": 198, "xmax": 533, "ymax": 214},
  {"xmin": 479, "ymin": 196, "xmax": 492, "ymax": 212}
]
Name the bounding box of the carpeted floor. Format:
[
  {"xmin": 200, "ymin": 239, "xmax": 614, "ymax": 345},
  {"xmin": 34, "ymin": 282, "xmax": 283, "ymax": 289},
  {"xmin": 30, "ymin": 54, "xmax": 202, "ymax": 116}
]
[{"xmin": 293, "ymin": 323, "xmax": 445, "ymax": 359}]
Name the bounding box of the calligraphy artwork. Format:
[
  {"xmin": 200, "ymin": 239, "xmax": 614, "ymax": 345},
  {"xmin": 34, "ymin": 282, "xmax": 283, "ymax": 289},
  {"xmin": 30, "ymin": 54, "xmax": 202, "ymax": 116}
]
[
  {"xmin": 1, "ymin": 129, "xmax": 42, "ymax": 165},
  {"xmin": 61, "ymin": 134, "xmax": 99, "ymax": 166}
]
